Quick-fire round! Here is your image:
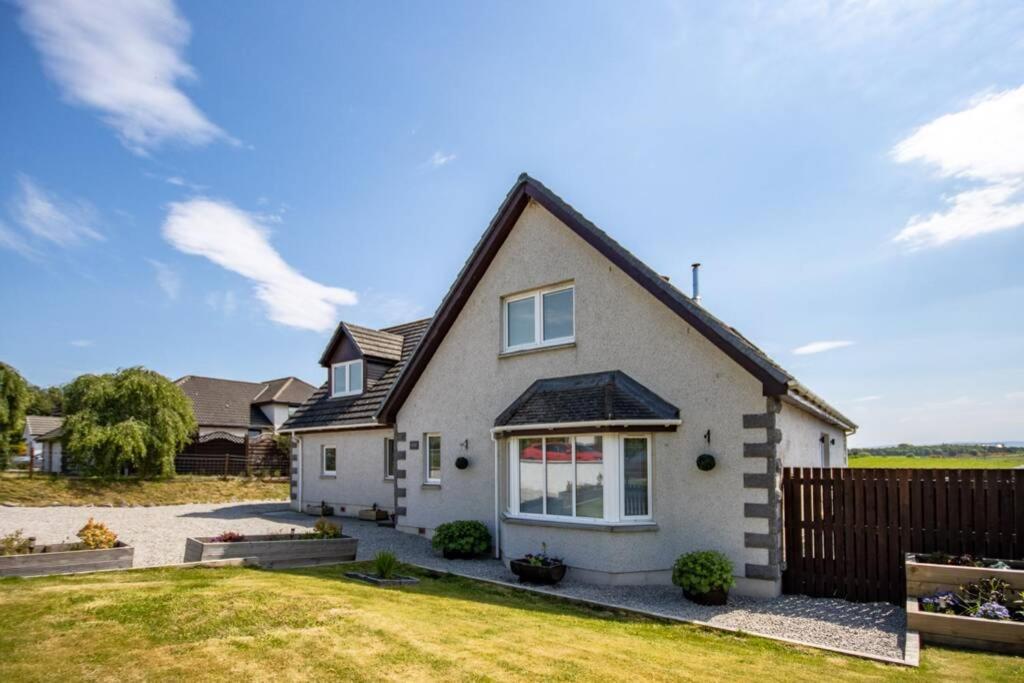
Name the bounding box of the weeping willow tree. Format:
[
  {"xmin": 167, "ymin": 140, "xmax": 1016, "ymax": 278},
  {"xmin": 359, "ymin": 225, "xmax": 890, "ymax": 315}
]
[
  {"xmin": 0, "ymin": 363, "xmax": 29, "ymax": 468},
  {"xmin": 63, "ymin": 367, "xmax": 196, "ymax": 477}
]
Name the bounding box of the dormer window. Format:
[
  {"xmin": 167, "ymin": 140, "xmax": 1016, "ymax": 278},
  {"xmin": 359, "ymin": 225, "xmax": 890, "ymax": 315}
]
[
  {"xmin": 503, "ymin": 283, "xmax": 575, "ymax": 352},
  {"xmin": 331, "ymin": 360, "xmax": 364, "ymax": 397}
]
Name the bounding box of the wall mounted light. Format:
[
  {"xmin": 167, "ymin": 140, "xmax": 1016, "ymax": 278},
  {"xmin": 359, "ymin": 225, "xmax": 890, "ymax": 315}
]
[{"xmin": 696, "ymin": 453, "xmax": 716, "ymax": 471}]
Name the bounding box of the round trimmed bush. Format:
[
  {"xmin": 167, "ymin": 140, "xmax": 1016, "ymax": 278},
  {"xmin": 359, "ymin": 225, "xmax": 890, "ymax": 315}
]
[
  {"xmin": 672, "ymin": 550, "xmax": 735, "ymax": 595},
  {"xmin": 431, "ymin": 520, "xmax": 491, "ymax": 556}
]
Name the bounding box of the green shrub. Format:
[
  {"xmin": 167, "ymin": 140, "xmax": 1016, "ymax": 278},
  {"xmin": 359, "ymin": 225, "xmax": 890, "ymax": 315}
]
[
  {"xmin": 1, "ymin": 530, "xmax": 33, "ymax": 556},
  {"xmin": 310, "ymin": 517, "xmax": 341, "ymax": 539},
  {"xmin": 374, "ymin": 551, "xmax": 399, "ymax": 579},
  {"xmin": 672, "ymin": 550, "xmax": 735, "ymax": 594},
  {"xmin": 431, "ymin": 520, "xmax": 491, "ymax": 555},
  {"xmin": 77, "ymin": 518, "xmax": 117, "ymax": 550}
]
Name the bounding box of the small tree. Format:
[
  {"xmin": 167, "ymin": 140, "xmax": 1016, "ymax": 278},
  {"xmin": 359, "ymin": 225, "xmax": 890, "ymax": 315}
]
[
  {"xmin": 63, "ymin": 367, "xmax": 196, "ymax": 477},
  {"xmin": 0, "ymin": 363, "xmax": 29, "ymax": 469}
]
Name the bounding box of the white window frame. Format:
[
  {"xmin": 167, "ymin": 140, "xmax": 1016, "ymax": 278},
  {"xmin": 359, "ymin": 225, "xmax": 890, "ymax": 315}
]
[
  {"xmin": 502, "ymin": 284, "xmax": 575, "ymax": 353},
  {"xmin": 331, "ymin": 360, "xmax": 364, "ymax": 397},
  {"xmin": 620, "ymin": 435, "xmax": 653, "ymax": 520},
  {"xmin": 322, "ymin": 445, "xmax": 337, "ymax": 476},
  {"xmin": 384, "ymin": 437, "xmax": 396, "ymax": 479},
  {"xmin": 425, "ymin": 433, "xmax": 442, "ymax": 484},
  {"xmin": 508, "ymin": 433, "xmax": 652, "ymax": 524}
]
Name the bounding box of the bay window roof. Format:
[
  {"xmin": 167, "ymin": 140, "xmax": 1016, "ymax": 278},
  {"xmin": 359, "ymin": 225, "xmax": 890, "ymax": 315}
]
[{"xmin": 493, "ymin": 371, "xmax": 680, "ymax": 434}]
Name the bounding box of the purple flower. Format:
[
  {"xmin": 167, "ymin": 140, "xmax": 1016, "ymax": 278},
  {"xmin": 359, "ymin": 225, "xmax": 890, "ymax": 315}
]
[{"xmin": 977, "ymin": 602, "xmax": 1010, "ymax": 620}]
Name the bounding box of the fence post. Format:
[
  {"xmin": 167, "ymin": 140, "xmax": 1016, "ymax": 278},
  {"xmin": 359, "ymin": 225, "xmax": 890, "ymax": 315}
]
[{"xmin": 223, "ymin": 452, "xmax": 229, "ymax": 477}]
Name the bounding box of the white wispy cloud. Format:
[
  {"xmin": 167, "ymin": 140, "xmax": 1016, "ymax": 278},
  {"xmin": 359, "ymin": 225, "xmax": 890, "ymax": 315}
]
[
  {"xmin": 893, "ymin": 85, "xmax": 1024, "ymax": 249},
  {"xmin": 0, "ymin": 219, "xmax": 39, "ymax": 259},
  {"xmin": 69, "ymin": 339, "xmax": 93, "ymax": 347},
  {"xmin": 148, "ymin": 258, "xmax": 181, "ymax": 300},
  {"xmin": 8, "ymin": 175, "xmax": 103, "ymax": 248},
  {"xmin": 792, "ymin": 340, "xmax": 855, "ymax": 355},
  {"xmin": 162, "ymin": 198, "xmax": 357, "ymax": 331},
  {"xmin": 205, "ymin": 290, "xmax": 238, "ymax": 316},
  {"xmin": 17, "ymin": 0, "xmax": 228, "ymax": 154},
  {"xmin": 428, "ymin": 151, "xmax": 456, "ymax": 167},
  {"xmin": 854, "ymin": 395, "xmax": 882, "ymax": 403},
  {"xmin": 1006, "ymin": 391, "xmax": 1024, "ymax": 401}
]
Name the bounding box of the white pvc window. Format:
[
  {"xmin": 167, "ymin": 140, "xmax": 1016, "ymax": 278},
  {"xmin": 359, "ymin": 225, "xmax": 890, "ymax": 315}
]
[
  {"xmin": 322, "ymin": 446, "xmax": 337, "ymax": 475},
  {"xmin": 426, "ymin": 434, "xmax": 442, "ymax": 483},
  {"xmin": 503, "ymin": 284, "xmax": 575, "ymax": 352},
  {"xmin": 331, "ymin": 360, "xmax": 364, "ymax": 397},
  {"xmin": 509, "ymin": 434, "xmax": 649, "ymax": 523}
]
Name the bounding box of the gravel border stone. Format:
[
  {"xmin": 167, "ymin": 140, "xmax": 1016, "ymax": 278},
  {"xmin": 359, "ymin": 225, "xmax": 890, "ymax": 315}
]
[{"xmin": 0, "ymin": 503, "xmax": 907, "ymax": 663}]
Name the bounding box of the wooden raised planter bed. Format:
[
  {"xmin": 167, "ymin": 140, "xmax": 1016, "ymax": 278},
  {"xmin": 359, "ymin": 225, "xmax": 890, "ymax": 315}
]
[
  {"xmin": 905, "ymin": 553, "xmax": 1024, "ymax": 655},
  {"xmin": 183, "ymin": 534, "xmax": 358, "ymax": 569},
  {"xmin": 0, "ymin": 542, "xmax": 133, "ymax": 578}
]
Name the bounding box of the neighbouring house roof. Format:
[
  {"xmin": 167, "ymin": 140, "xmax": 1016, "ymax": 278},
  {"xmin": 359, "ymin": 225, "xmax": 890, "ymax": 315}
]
[
  {"xmin": 25, "ymin": 415, "xmax": 64, "ymax": 438},
  {"xmin": 175, "ymin": 375, "xmax": 316, "ymax": 430},
  {"xmin": 282, "ymin": 317, "xmax": 432, "ymax": 432},
  {"xmin": 37, "ymin": 425, "xmax": 64, "ymax": 442},
  {"xmin": 380, "ymin": 173, "xmax": 856, "ymax": 432},
  {"xmin": 494, "ymin": 371, "xmax": 680, "ymax": 432}
]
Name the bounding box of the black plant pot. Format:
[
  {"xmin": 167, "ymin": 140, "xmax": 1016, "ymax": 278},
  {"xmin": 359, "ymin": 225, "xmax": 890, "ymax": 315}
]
[
  {"xmin": 510, "ymin": 559, "xmax": 568, "ymax": 585},
  {"xmin": 683, "ymin": 588, "xmax": 728, "ymax": 606},
  {"xmin": 442, "ymin": 548, "xmax": 481, "ymax": 560}
]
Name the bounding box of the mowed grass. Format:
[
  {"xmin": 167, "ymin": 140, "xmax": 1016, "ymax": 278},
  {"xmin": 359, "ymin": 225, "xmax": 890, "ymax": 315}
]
[
  {"xmin": 849, "ymin": 455, "xmax": 1024, "ymax": 469},
  {"xmin": 0, "ymin": 564, "xmax": 1020, "ymax": 682},
  {"xmin": 0, "ymin": 473, "xmax": 288, "ymax": 506}
]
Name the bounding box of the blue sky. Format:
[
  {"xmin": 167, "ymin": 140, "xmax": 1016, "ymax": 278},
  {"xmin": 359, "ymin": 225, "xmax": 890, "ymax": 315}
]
[{"xmin": 1, "ymin": 1, "xmax": 1022, "ymax": 446}]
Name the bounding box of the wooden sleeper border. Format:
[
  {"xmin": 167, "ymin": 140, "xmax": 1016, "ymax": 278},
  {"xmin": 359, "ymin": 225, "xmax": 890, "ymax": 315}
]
[
  {"xmin": 0, "ymin": 542, "xmax": 134, "ymax": 578},
  {"xmin": 184, "ymin": 534, "xmax": 358, "ymax": 568}
]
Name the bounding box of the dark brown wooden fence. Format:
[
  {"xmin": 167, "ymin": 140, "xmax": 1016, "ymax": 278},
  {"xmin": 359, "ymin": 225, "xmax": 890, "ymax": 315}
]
[
  {"xmin": 782, "ymin": 467, "xmax": 1023, "ymax": 605},
  {"xmin": 174, "ymin": 433, "xmax": 289, "ymax": 477}
]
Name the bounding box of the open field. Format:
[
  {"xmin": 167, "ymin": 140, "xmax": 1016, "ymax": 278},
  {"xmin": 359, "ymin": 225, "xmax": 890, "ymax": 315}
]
[
  {"xmin": 849, "ymin": 455, "xmax": 1024, "ymax": 469},
  {"xmin": 0, "ymin": 563, "xmax": 1020, "ymax": 682},
  {"xmin": 0, "ymin": 473, "xmax": 288, "ymax": 507}
]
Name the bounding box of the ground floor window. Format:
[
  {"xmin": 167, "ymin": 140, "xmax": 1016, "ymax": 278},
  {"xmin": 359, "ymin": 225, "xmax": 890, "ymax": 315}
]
[
  {"xmin": 384, "ymin": 437, "xmax": 396, "ymax": 479},
  {"xmin": 426, "ymin": 434, "xmax": 442, "ymax": 483},
  {"xmin": 510, "ymin": 434, "xmax": 651, "ymax": 523},
  {"xmin": 322, "ymin": 446, "xmax": 337, "ymax": 475}
]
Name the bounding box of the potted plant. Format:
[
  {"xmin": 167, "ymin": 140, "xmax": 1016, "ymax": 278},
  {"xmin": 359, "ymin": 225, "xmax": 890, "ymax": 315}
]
[
  {"xmin": 672, "ymin": 550, "xmax": 735, "ymax": 605},
  {"xmin": 345, "ymin": 550, "xmax": 420, "ymax": 586},
  {"xmin": 431, "ymin": 520, "xmax": 491, "ymax": 559},
  {"xmin": 510, "ymin": 543, "xmax": 566, "ymax": 585}
]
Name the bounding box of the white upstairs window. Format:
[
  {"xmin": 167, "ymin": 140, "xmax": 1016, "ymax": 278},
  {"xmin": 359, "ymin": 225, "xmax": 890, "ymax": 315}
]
[
  {"xmin": 503, "ymin": 284, "xmax": 575, "ymax": 352},
  {"xmin": 331, "ymin": 360, "xmax": 364, "ymax": 397}
]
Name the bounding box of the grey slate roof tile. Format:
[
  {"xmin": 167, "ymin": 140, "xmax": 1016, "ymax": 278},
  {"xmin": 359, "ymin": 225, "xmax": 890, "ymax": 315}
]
[{"xmin": 175, "ymin": 376, "xmax": 316, "ymax": 429}]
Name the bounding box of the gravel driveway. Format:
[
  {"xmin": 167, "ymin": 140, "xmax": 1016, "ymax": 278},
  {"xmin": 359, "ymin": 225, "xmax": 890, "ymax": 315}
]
[{"xmin": 0, "ymin": 502, "xmax": 906, "ymax": 663}]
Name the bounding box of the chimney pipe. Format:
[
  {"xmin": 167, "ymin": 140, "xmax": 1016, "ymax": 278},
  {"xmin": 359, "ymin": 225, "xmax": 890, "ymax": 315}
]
[{"xmin": 691, "ymin": 263, "xmax": 701, "ymax": 304}]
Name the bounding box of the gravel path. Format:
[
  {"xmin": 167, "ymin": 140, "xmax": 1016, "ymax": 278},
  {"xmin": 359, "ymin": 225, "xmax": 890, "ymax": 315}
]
[{"xmin": 0, "ymin": 503, "xmax": 906, "ymax": 662}]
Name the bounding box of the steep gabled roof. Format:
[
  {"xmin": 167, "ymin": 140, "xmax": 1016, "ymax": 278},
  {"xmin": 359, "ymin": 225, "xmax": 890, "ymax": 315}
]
[
  {"xmin": 379, "ymin": 173, "xmax": 855, "ymax": 431},
  {"xmin": 494, "ymin": 371, "xmax": 679, "ymax": 430},
  {"xmin": 318, "ymin": 322, "xmax": 405, "ymax": 366},
  {"xmin": 282, "ymin": 318, "xmax": 432, "ymax": 432},
  {"xmin": 25, "ymin": 415, "xmax": 64, "ymax": 438},
  {"xmin": 175, "ymin": 375, "xmax": 315, "ymax": 429}
]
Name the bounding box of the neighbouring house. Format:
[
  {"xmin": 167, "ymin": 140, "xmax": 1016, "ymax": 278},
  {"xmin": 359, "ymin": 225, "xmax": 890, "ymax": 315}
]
[
  {"xmin": 284, "ymin": 174, "xmax": 856, "ymax": 598},
  {"xmin": 23, "ymin": 415, "xmax": 64, "ymax": 472},
  {"xmin": 175, "ymin": 375, "xmax": 316, "ymax": 475}
]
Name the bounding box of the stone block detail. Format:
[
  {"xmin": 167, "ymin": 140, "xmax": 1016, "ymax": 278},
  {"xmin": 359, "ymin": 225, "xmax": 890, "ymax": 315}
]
[
  {"xmin": 744, "ymin": 503, "xmax": 771, "ymax": 518},
  {"xmin": 765, "ymin": 428, "xmax": 782, "ymax": 444},
  {"xmin": 744, "ymin": 532, "xmax": 772, "ymax": 549},
  {"xmin": 395, "ymin": 432, "xmax": 406, "ymax": 442},
  {"xmin": 395, "ymin": 488, "xmax": 406, "ymax": 498},
  {"xmin": 290, "ymin": 492, "xmax": 297, "ymax": 500},
  {"xmin": 395, "ymin": 506, "xmax": 407, "ymax": 516},
  {"xmin": 745, "ymin": 563, "xmax": 781, "ymax": 580},
  {"xmin": 743, "ymin": 473, "xmax": 772, "ymax": 489},
  {"xmin": 742, "ymin": 413, "xmax": 775, "ymax": 429},
  {"xmin": 743, "ymin": 442, "xmax": 775, "ymax": 458},
  {"xmin": 395, "ymin": 450, "xmax": 406, "ymax": 461},
  {"xmin": 395, "ymin": 469, "xmax": 407, "ymax": 479}
]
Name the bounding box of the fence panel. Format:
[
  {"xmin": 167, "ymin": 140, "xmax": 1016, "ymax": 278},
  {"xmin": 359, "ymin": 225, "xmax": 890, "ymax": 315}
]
[{"xmin": 782, "ymin": 467, "xmax": 1022, "ymax": 605}]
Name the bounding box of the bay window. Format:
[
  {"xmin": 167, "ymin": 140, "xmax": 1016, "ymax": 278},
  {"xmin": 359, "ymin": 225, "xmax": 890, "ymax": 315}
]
[
  {"xmin": 503, "ymin": 284, "xmax": 575, "ymax": 352},
  {"xmin": 509, "ymin": 434, "xmax": 650, "ymax": 523}
]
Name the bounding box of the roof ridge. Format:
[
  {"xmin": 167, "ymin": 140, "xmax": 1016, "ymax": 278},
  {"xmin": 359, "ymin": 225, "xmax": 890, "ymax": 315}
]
[{"xmin": 175, "ymin": 374, "xmax": 266, "ymax": 387}]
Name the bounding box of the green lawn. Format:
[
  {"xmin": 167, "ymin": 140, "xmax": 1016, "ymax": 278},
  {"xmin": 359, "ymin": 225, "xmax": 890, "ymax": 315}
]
[
  {"xmin": 0, "ymin": 473, "xmax": 288, "ymax": 507},
  {"xmin": 0, "ymin": 564, "xmax": 1019, "ymax": 682},
  {"xmin": 849, "ymin": 455, "xmax": 1024, "ymax": 469}
]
